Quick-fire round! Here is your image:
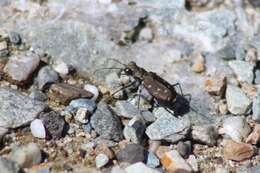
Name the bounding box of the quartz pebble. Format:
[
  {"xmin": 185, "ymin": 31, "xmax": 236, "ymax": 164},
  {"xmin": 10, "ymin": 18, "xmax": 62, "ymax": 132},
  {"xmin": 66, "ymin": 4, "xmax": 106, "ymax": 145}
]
[
  {"xmin": 30, "ymin": 119, "xmax": 46, "ymax": 139},
  {"xmin": 95, "ymin": 154, "xmax": 109, "ymax": 168},
  {"xmin": 125, "ymin": 162, "xmax": 161, "ymax": 173},
  {"xmin": 84, "ymin": 84, "xmax": 99, "ymax": 101},
  {"xmin": 52, "ymin": 60, "xmax": 69, "ymax": 75}
]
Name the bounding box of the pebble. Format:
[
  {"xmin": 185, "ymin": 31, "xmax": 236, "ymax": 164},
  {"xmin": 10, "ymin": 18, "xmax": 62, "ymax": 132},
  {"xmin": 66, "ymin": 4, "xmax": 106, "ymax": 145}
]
[
  {"xmin": 0, "ymin": 127, "xmax": 8, "ymax": 141},
  {"xmin": 66, "ymin": 98, "xmax": 96, "ymax": 115},
  {"xmin": 220, "ymin": 116, "xmax": 251, "ymax": 142},
  {"xmin": 146, "ymin": 116, "xmax": 190, "ymax": 143},
  {"xmin": 191, "ymin": 52, "xmax": 205, "ymax": 73},
  {"xmin": 95, "ymin": 154, "xmax": 109, "ymax": 168},
  {"xmin": 125, "ymin": 162, "xmax": 161, "ymax": 173},
  {"xmin": 215, "ymin": 167, "xmax": 229, "ymax": 173},
  {"xmin": 218, "ymin": 100, "xmax": 228, "ymax": 115},
  {"xmin": 204, "ymin": 74, "xmax": 226, "ymax": 96},
  {"xmin": 176, "ymin": 141, "xmax": 192, "ymax": 158},
  {"xmin": 0, "ymin": 41, "xmax": 8, "ymax": 51},
  {"xmin": 186, "ymin": 155, "xmax": 198, "ymax": 172},
  {"xmin": 75, "ymin": 108, "xmax": 89, "ymax": 124},
  {"xmin": 228, "ymin": 60, "xmax": 254, "ymax": 84},
  {"xmin": 52, "ymin": 60, "xmax": 69, "ymax": 75},
  {"xmin": 90, "ymin": 102, "xmax": 123, "ymax": 141},
  {"xmin": 30, "ymin": 119, "xmax": 46, "ymax": 139},
  {"xmin": 0, "ymin": 87, "xmax": 47, "ymax": 128},
  {"xmin": 37, "ymin": 66, "xmax": 59, "ymax": 90},
  {"xmin": 39, "ymin": 111, "xmax": 66, "ymax": 139},
  {"xmin": 95, "ymin": 144, "xmax": 115, "ymax": 159},
  {"xmin": 111, "ymin": 165, "xmax": 126, "ymax": 173},
  {"xmin": 225, "ymin": 85, "xmax": 252, "ymax": 115},
  {"xmin": 84, "ymin": 84, "xmax": 99, "ymax": 101},
  {"xmin": 139, "ymin": 27, "xmax": 154, "ymax": 42},
  {"xmin": 145, "ymin": 152, "xmax": 160, "ymax": 168},
  {"xmin": 160, "ymin": 150, "xmax": 192, "ymax": 173},
  {"xmin": 155, "ymin": 146, "xmax": 171, "ymax": 159},
  {"xmin": 116, "ymin": 144, "xmax": 145, "ymax": 164},
  {"xmin": 8, "ymin": 31, "xmax": 21, "ymax": 44},
  {"xmin": 49, "ymin": 83, "xmax": 93, "ymax": 105},
  {"xmin": 246, "ymin": 124, "xmax": 260, "ymax": 145},
  {"xmin": 255, "ymin": 69, "xmax": 260, "ymax": 84},
  {"xmin": 245, "ymin": 48, "xmax": 257, "ymax": 63},
  {"xmin": 113, "ymin": 100, "xmax": 142, "ymax": 118},
  {"xmin": 192, "ymin": 124, "xmax": 218, "ymax": 146},
  {"xmin": 10, "ymin": 143, "xmax": 42, "ymax": 168},
  {"xmin": 0, "ymin": 156, "xmax": 21, "ymax": 173},
  {"xmin": 148, "ymin": 140, "xmax": 161, "ymax": 153},
  {"xmin": 4, "ymin": 52, "xmax": 40, "ymax": 83},
  {"xmin": 252, "ymin": 91, "xmax": 260, "ymax": 121},
  {"xmin": 223, "ymin": 140, "xmax": 254, "ymax": 161},
  {"xmin": 123, "ymin": 116, "xmax": 146, "ymax": 144},
  {"xmin": 29, "ymin": 90, "xmax": 47, "ymax": 102}
]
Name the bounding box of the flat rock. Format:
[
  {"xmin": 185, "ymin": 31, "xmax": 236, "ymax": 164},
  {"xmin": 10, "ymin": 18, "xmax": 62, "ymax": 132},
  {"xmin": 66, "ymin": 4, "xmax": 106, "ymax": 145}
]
[
  {"xmin": 145, "ymin": 116, "xmax": 190, "ymax": 143},
  {"xmin": 37, "ymin": 66, "xmax": 59, "ymax": 90},
  {"xmin": 228, "ymin": 60, "xmax": 254, "ymax": 84},
  {"xmin": 0, "ymin": 156, "xmax": 21, "ymax": 173},
  {"xmin": 49, "ymin": 83, "xmax": 93, "ymax": 105},
  {"xmin": 226, "ymin": 85, "xmax": 252, "ymax": 115},
  {"xmin": 0, "ymin": 87, "xmax": 47, "ymax": 128},
  {"xmin": 3, "ymin": 52, "xmax": 40, "ymax": 84},
  {"xmin": 90, "ymin": 102, "xmax": 123, "ymax": 141},
  {"xmin": 125, "ymin": 162, "xmax": 161, "ymax": 173},
  {"xmin": 192, "ymin": 124, "xmax": 218, "ymax": 146},
  {"xmin": 223, "ymin": 140, "xmax": 254, "ymax": 161},
  {"xmin": 116, "ymin": 144, "xmax": 145, "ymax": 164},
  {"xmin": 161, "ymin": 150, "xmax": 192, "ymax": 173}
]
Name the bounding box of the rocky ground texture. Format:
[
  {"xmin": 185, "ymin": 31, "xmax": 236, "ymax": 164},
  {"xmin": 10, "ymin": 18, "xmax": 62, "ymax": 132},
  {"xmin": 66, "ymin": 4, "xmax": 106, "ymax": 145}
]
[{"xmin": 0, "ymin": 0, "xmax": 260, "ymax": 173}]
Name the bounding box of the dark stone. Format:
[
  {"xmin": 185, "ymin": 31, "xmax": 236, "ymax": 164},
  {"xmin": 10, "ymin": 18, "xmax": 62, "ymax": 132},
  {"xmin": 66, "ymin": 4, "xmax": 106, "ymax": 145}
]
[
  {"xmin": 116, "ymin": 144, "xmax": 145, "ymax": 164},
  {"xmin": 177, "ymin": 141, "xmax": 192, "ymax": 159},
  {"xmin": 9, "ymin": 31, "xmax": 21, "ymax": 44}
]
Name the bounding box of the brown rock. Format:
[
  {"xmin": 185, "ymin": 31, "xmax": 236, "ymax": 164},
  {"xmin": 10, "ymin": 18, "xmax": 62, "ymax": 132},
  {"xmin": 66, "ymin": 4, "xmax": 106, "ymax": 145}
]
[
  {"xmin": 95, "ymin": 144, "xmax": 115, "ymax": 159},
  {"xmin": 204, "ymin": 74, "xmax": 226, "ymax": 96},
  {"xmin": 191, "ymin": 52, "xmax": 205, "ymax": 73},
  {"xmin": 246, "ymin": 124, "xmax": 260, "ymax": 145},
  {"xmin": 224, "ymin": 140, "xmax": 254, "ymax": 161},
  {"xmin": 155, "ymin": 146, "xmax": 171, "ymax": 159},
  {"xmin": 49, "ymin": 83, "xmax": 93, "ymax": 105},
  {"xmin": 241, "ymin": 83, "xmax": 257, "ymax": 98}
]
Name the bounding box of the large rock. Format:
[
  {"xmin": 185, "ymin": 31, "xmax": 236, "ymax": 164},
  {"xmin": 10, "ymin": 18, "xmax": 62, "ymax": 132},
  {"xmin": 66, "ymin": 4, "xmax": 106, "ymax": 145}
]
[{"xmin": 0, "ymin": 87, "xmax": 47, "ymax": 128}]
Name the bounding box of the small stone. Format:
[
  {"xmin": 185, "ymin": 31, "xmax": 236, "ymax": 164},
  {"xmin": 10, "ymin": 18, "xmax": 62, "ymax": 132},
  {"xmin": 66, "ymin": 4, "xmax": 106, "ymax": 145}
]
[
  {"xmin": 176, "ymin": 141, "xmax": 192, "ymax": 158},
  {"xmin": 0, "ymin": 157, "xmax": 21, "ymax": 173},
  {"xmin": 146, "ymin": 116, "xmax": 190, "ymax": 143},
  {"xmin": 148, "ymin": 140, "xmax": 161, "ymax": 153},
  {"xmin": 241, "ymin": 83, "xmax": 257, "ymax": 98},
  {"xmin": 218, "ymin": 100, "xmax": 228, "ymax": 115},
  {"xmin": 113, "ymin": 100, "xmax": 141, "ymax": 118},
  {"xmin": 0, "ymin": 41, "xmax": 7, "ymax": 51},
  {"xmin": 139, "ymin": 27, "xmax": 154, "ymax": 42},
  {"xmin": 39, "ymin": 111, "xmax": 66, "ymax": 139},
  {"xmin": 226, "ymin": 85, "xmax": 252, "ymax": 115},
  {"xmin": 52, "ymin": 60, "xmax": 69, "ymax": 75},
  {"xmin": 123, "ymin": 116, "xmax": 146, "ymax": 144},
  {"xmin": 215, "ymin": 167, "xmax": 229, "ymax": 173},
  {"xmin": 192, "ymin": 124, "xmax": 218, "ymax": 146},
  {"xmin": 145, "ymin": 152, "xmax": 160, "ymax": 168},
  {"xmin": 155, "ymin": 146, "xmax": 171, "ymax": 159},
  {"xmin": 8, "ymin": 31, "xmax": 21, "ymax": 44},
  {"xmin": 95, "ymin": 154, "xmax": 109, "ymax": 168},
  {"xmin": 29, "ymin": 90, "xmax": 47, "ymax": 102},
  {"xmin": 0, "ymin": 87, "xmax": 47, "ymax": 128},
  {"xmin": 111, "ymin": 165, "xmax": 126, "ymax": 173},
  {"xmin": 217, "ymin": 45, "xmax": 236, "ymax": 60},
  {"xmin": 4, "ymin": 52, "xmax": 40, "ymax": 83},
  {"xmin": 66, "ymin": 98, "xmax": 96, "ymax": 115},
  {"xmin": 30, "ymin": 119, "xmax": 46, "ymax": 139},
  {"xmin": 220, "ymin": 116, "xmax": 251, "ymax": 142},
  {"xmin": 84, "ymin": 84, "xmax": 99, "ymax": 101},
  {"xmin": 245, "ymin": 48, "xmax": 257, "ymax": 63},
  {"xmin": 91, "ymin": 102, "xmax": 123, "ymax": 141},
  {"xmin": 105, "ymin": 72, "xmax": 124, "ymax": 99},
  {"xmin": 186, "ymin": 155, "xmax": 198, "ymax": 172},
  {"xmin": 191, "ymin": 52, "xmax": 205, "ymax": 73},
  {"xmin": 204, "ymin": 75, "xmax": 226, "ymax": 96},
  {"xmin": 253, "ymin": 91, "xmax": 260, "ymax": 121},
  {"xmin": 125, "ymin": 162, "xmax": 161, "ymax": 173},
  {"xmin": 255, "ymin": 69, "xmax": 260, "ymax": 84},
  {"xmin": 10, "ymin": 143, "xmax": 42, "ymax": 168},
  {"xmin": 228, "ymin": 60, "xmax": 254, "ymax": 84},
  {"xmin": 75, "ymin": 108, "xmax": 89, "ymax": 124},
  {"xmin": 0, "ymin": 127, "xmax": 8, "ymax": 141},
  {"xmin": 223, "ymin": 140, "xmax": 254, "ymax": 161},
  {"xmin": 49, "ymin": 83, "xmax": 93, "ymax": 105},
  {"xmin": 116, "ymin": 144, "xmax": 145, "ymax": 164},
  {"xmin": 95, "ymin": 144, "xmax": 115, "ymax": 159},
  {"xmin": 161, "ymin": 150, "xmax": 192, "ymax": 173},
  {"xmin": 246, "ymin": 124, "xmax": 260, "ymax": 145},
  {"xmin": 37, "ymin": 66, "xmax": 59, "ymax": 90}
]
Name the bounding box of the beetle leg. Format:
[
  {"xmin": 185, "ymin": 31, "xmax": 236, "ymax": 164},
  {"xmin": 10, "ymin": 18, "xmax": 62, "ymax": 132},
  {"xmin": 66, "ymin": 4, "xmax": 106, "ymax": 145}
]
[
  {"xmin": 111, "ymin": 80, "xmax": 138, "ymax": 97},
  {"xmin": 172, "ymin": 83, "xmax": 184, "ymax": 96}
]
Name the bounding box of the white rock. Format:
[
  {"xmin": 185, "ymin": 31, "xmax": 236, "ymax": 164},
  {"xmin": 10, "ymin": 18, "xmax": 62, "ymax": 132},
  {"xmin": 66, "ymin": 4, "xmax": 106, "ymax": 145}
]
[
  {"xmin": 220, "ymin": 116, "xmax": 251, "ymax": 142},
  {"xmin": 84, "ymin": 84, "xmax": 99, "ymax": 101},
  {"xmin": 30, "ymin": 119, "xmax": 46, "ymax": 139},
  {"xmin": 52, "ymin": 60, "xmax": 69, "ymax": 75},
  {"xmin": 186, "ymin": 155, "xmax": 198, "ymax": 172},
  {"xmin": 95, "ymin": 153, "xmax": 109, "ymax": 168},
  {"xmin": 125, "ymin": 162, "xmax": 161, "ymax": 173},
  {"xmin": 111, "ymin": 165, "xmax": 126, "ymax": 173},
  {"xmin": 75, "ymin": 108, "xmax": 89, "ymax": 124}
]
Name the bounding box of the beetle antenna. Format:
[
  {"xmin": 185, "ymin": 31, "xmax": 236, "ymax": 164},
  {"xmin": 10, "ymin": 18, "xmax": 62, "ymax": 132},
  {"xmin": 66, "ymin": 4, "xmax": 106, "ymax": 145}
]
[
  {"xmin": 93, "ymin": 67, "xmax": 123, "ymax": 75},
  {"xmin": 107, "ymin": 58, "xmax": 127, "ymax": 67}
]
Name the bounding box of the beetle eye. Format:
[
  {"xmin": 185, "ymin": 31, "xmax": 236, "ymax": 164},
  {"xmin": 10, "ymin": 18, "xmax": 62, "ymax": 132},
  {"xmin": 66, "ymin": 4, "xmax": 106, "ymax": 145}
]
[{"xmin": 124, "ymin": 68, "xmax": 132, "ymax": 75}]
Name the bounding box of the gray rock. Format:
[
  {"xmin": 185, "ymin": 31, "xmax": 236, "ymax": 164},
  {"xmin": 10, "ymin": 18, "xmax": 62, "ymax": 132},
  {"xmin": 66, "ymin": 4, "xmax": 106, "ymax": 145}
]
[
  {"xmin": 191, "ymin": 124, "xmax": 218, "ymax": 146},
  {"xmin": 249, "ymin": 0, "xmax": 260, "ymax": 7},
  {"xmin": 37, "ymin": 66, "xmax": 59, "ymax": 90},
  {"xmin": 116, "ymin": 144, "xmax": 145, "ymax": 164},
  {"xmin": 254, "ymin": 69, "xmax": 260, "ymax": 84},
  {"xmin": 113, "ymin": 100, "xmax": 141, "ymax": 118},
  {"xmin": 8, "ymin": 31, "xmax": 21, "ymax": 44},
  {"xmin": 145, "ymin": 116, "xmax": 190, "ymax": 143},
  {"xmin": 3, "ymin": 52, "xmax": 40, "ymax": 83},
  {"xmin": 226, "ymin": 85, "xmax": 252, "ymax": 115},
  {"xmin": 125, "ymin": 162, "xmax": 161, "ymax": 173},
  {"xmin": 95, "ymin": 154, "xmax": 109, "ymax": 168},
  {"xmin": 0, "ymin": 157, "xmax": 21, "ymax": 173},
  {"xmin": 176, "ymin": 141, "xmax": 192, "ymax": 158},
  {"xmin": 0, "ymin": 127, "xmax": 8, "ymax": 142},
  {"xmin": 0, "ymin": 87, "xmax": 47, "ymax": 128},
  {"xmin": 123, "ymin": 116, "xmax": 146, "ymax": 144},
  {"xmin": 252, "ymin": 91, "xmax": 260, "ymax": 121},
  {"xmin": 217, "ymin": 45, "xmax": 236, "ymax": 60},
  {"xmin": 91, "ymin": 102, "xmax": 123, "ymax": 141},
  {"xmin": 228, "ymin": 60, "xmax": 254, "ymax": 84},
  {"xmin": 145, "ymin": 152, "xmax": 160, "ymax": 168},
  {"xmin": 65, "ymin": 98, "xmax": 96, "ymax": 114},
  {"xmin": 10, "ymin": 143, "xmax": 42, "ymax": 168},
  {"xmin": 29, "ymin": 90, "xmax": 47, "ymax": 102}
]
